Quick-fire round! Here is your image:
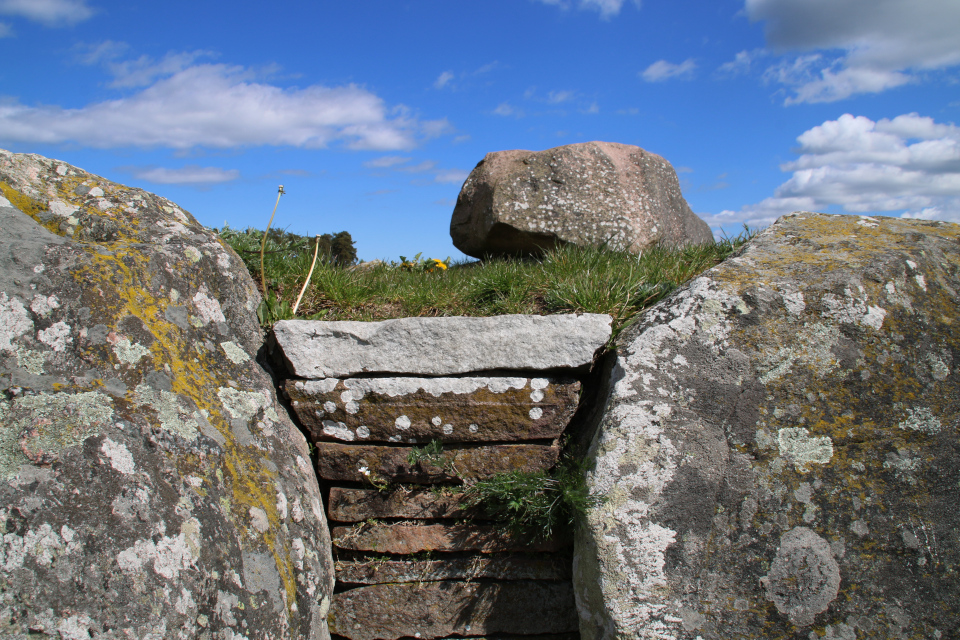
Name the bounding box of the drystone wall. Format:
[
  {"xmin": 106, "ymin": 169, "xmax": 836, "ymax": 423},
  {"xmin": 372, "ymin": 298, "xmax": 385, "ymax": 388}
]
[{"xmin": 272, "ymin": 315, "xmax": 612, "ymax": 640}]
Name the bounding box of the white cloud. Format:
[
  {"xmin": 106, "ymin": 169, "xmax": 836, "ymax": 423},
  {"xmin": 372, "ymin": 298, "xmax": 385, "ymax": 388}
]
[
  {"xmin": 641, "ymin": 58, "xmax": 697, "ymax": 82},
  {"xmin": 704, "ymin": 113, "xmax": 960, "ymax": 231},
  {"xmin": 534, "ymin": 0, "xmax": 640, "ymax": 19},
  {"xmin": 0, "ymin": 62, "xmax": 447, "ymax": 151},
  {"xmin": 718, "ymin": 49, "xmax": 765, "ymax": 76},
  {"xmin": 0, "ymin": 21, "xmax": 11, "ymax": 36},
  {"xmin": 364, "ymin": 156, "xmax": 411, "ymax": 169},
  {"xmin": 434, "ymin": 71, "xmax": 454, "ymax": 89},
  {"xmin": 547, "ymin": 90, "xmax": 576, "ymax": 104},
  {"xmin": 0, "ymin": 0, "xmax": 92, "ymax": 25},
  {"xmin": 398, "ymin": 160, "xmax": 437, "ymax": 174},
  {"xmin": 746, "ymin": 0, "xmax": 960, "ymax": 102},
  {"xmin": 129, "ymin": 165, "xmax": 240, "ymax": 185},
  {"xmin": 493, "ymin": 102, "xmax": 521, "ymax": 117},
  {"xmin": 434, "ymin": 169, "xmax": 470, "ymax": 184},
  {"xmin": 79, "ymin": 43, "xmax": 216, "ymax": 88}
]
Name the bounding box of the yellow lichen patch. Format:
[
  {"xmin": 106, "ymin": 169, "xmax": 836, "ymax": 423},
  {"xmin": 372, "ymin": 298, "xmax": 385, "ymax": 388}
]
[
  {"xmin": 70, "ymin": 243, "xmax": 299, "ymax": 621},
  {"xmin": 0, "ymin": 182, "xmax": 64, "ymax": 236}
]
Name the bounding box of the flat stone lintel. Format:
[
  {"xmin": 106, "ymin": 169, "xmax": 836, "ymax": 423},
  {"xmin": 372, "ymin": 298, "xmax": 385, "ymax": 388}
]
[{"xmin": 328, "ymin": 487, "xmax": 477, "ymax": 522}]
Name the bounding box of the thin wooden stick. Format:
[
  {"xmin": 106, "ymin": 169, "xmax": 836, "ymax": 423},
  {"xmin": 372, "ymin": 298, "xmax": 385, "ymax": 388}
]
[{"xmin": 293, "ymin": 234, "xmax": 322, "ymax": 316}]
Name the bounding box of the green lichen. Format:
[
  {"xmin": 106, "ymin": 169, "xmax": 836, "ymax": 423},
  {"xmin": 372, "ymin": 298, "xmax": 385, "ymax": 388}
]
[{"xmin": 133, "ymin": 383, "xmax": 200, "ymax": 440}]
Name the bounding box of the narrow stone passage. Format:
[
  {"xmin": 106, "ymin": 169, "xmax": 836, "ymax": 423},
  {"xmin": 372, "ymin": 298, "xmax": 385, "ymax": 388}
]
[{"xmin": 270, "ymin": 315, "xmax": 612, "ymax": 640}]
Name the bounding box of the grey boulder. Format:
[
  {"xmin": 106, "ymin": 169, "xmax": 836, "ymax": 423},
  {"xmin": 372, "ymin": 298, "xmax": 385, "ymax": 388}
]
[
  {"xmin": 273, "ymin": 313, "xmax": 612, "ymax": 378},
  {"xmin": 450, "ymin": 141, "xmax": 713, "ymax": 258},
  {"xmin": 0, "ymin": 149, "xmax": 334, "ymax": 639},
  {"xmin": 575, "ymin": 212, "xmax": 960, "ymax": 639}
]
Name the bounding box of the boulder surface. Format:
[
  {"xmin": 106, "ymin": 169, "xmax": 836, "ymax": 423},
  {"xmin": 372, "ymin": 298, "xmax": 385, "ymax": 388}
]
[
  {"xmin": 0, "ymin": 150, "xmax": 334, "ymax": 639},
  {"xmin": 450, "ymin": 141, "xmax": 713, "ymax": 258},
  {"xmin": 574, "ymin": 212, "xmax": 959, "ymax": 639}
]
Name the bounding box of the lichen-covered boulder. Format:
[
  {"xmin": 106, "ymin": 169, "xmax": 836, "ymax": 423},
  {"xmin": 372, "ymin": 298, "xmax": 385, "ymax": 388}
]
[
  {"xmin": 574, "ymin": 212, "xmax": 959, "ymax": 639},
  {"xmin": 0, "ymin": 149, "xmax": 334, "ymax": 639},
  {"xmin": 449, "ymin": 141, "xmax": 713, "ymax": 258}
]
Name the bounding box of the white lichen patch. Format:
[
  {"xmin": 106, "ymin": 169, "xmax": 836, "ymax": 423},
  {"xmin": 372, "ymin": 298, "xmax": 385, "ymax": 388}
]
[
  {"xmin": 30, "ymin": 294, "xmax": 60, "ymax": 317},
  {"xmin": 395, "ymin": 415, "xmax": 411, "ymax": 430},
  {"xmin": 322, "ymin": 420, "xmax": 353, "ymax": 441},
  {"xmin": 37, "ymin": 321, "xmax": 72, "ymax": 352},
  {"xmin": 219, "ymin": 341, "xmax": 250, "ymax": 364},
  {"xmin": 529, "ymin": 407, "xmax": 543, "ymax": 420},
  {"xmin": 112, "ymin": 338, "xmax": 151, "ymax": 365},
  {"xmin": 759, "ymin": 323, "xmax": 840, "ymax": 384},
  {"xmin": 0, "ymin": 293, "xmax": 34, "ymax": 353},
  {"xmin": 134, "ymin": 384, "xmax": 199, "ymax": 441},
  {"xmin": 217, "ymin": 387, "xmax": 277, "ymax": 424},
  {"xmin": 0, "ymin": 522, "xmax": 82, "ymax": 572},
  {"xmin": 0, "ymin": 391, "xmax": 114, "ymax": 479},
  {"xmin": 16, "ymin": 347, "xmax": 45, "ymax": 374},
  {"xmin": 777, "ymin": 428, "xmax": 833, "ymax": 471},
  {"xmin": 48, "ymin": 200, "xmax": 79, "ymax": 218},
  {"xmin": 821, "ymin": 288, "xmax": 886, "ymax": 330},
  {"xmin": 248, "ymin": 507, "xmax": 269, "ymax": 533},
  {"xmin": 898, "ymin": 407, "xmax": 942, "ymax": 435},
  {"xmin": 184, "ymin": 247, "xmax": 202, "ymax": 263},
  {"xmin": 192, "ymin": 289, "xmax": 226, "ymax": 325},
  {"xmin": 101, "ymin": 438, "xmax": 135, "ymax": 474},
  {"xmin": 116, "ymin": 518, "xmax": 200, "ymax": 580},
  {"xmin": 330, "ymin": 376, "xmax": 531, "ymax": 399}
]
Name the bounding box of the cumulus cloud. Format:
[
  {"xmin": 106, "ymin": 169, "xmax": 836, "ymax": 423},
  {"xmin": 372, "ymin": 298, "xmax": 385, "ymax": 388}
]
[
  {"xmin": 547, "ymin": 90, "xmax": 576, "ymax": 104},
  {"xmin": 363, "ymin": 155, "xmax": 467, "ymax": 185},
  {"xmin": 533, "ymin": 0, "xmax": 640, "ymax": 19},
  {"xmin": 746, "ymin": 0, "xmax": 960, "ymax": 103},
  {"xmin": 641, "ymin": 58, "xmax": 697, "ymax": 82},
  {"xmin": 493, "ymin": 102, "xmax": 521, "ymax": 117},
  {"xmin": 434, "ymin": 169, "xmax": 470, "ymax": 184},
  {"xmin": 0, "ymin": 0, "xmax": 92, "ymax": 26},
  {"xmin": 0, "ymin": 62, "xmax": 448, "ymax": 151},
  {"xmin": 704, "ymin": 113, "xmax": 960, "ymax": 231},
  {"xmin": 128, "ymin": 165, "xmax": 240, "ymax": 185},
  {"xmin": 717, "ymin": 49, "xmax": 765, "ymax": 76},
  {"xmin": 364, "ymin": 156, "xmax": 411, "ymax": 169}
]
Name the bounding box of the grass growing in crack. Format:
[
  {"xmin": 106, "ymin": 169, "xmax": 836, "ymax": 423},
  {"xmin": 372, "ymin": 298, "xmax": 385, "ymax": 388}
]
[
  {"xmin": 461, "ymin": 457, "xmax": 601, "ymax": 542},
  {"xmin": 218, "ymin": 226, "xmax": 757, "ymax": 333}
]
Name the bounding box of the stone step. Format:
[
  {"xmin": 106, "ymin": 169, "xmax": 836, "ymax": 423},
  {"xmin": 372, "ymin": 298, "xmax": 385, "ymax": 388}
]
[
  {"xmin": 331, "ymin": 523, "xmax": 569, "ymax": 554},
  {"xmin": 285, "ymin": 376, "xmax": 580, "ymax": 443},
  {"xmin": 315, "ymin": 443, "xmax": 559, "ymax": 484},
  {"xmin": 328, "ymin": 580, "xmax": 579, "ymax": 640},
  {"xmin": 335, "ymin": 554, "xmax": 571, "ymax": 584},
  {"xmin": 272, "ymin": 313, "xmax": 612, "ymax": 378},
  {"xmin": 328, "ymin": 487, "xmax": 477, "ymax": 522}
]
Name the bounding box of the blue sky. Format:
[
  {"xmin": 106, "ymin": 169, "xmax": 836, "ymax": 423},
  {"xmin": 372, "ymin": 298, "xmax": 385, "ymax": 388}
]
[{"xmin": 1, "ymin": 0, "xmax": 958, "ymax": 261}]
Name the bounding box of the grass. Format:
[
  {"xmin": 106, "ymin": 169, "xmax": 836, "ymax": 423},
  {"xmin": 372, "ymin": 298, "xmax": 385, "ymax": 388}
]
[{"xmin": 217, "ymin": 225, "xmax": 756, "ymax": 337}]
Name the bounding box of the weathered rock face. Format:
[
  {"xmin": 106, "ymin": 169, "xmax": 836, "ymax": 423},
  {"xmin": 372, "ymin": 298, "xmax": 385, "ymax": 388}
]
[
  {"xmin": 273, "ymin": 313, "xmax": 612, "ymax": 378},
  {"xmin": 0, "ymin": 150, "xmax": 334, "ymax": 639},
  {"xmin": 574, "ymin": 212, "xmax": 960, "ymax": 639},
  {"xmin": 450, "ymin": 141, "xmax": 713, "ymax": 258}
]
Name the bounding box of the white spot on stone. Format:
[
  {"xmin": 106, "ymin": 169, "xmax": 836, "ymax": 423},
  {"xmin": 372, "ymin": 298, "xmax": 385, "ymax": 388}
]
[
  {"xmin": 56, "ymin": 164, "xmax": 68, "ymax": 176},
  {"xmin": 48, "ymin": 200, "xmax": 79, "ymax": 218},
  {"xmin": 323, "ymin": 401, "xmax": 337, "ymax": 413},
  {"xmin": 529, "ymin": 407, "xmax": 543, "ymax": 420},
  {"xmin": 431, "ymin": 416, "xmax": 442, "ymax": 426},
  {"xmin": 777, "ymin": 428, "xmax": 833, "ymax": 470},
  {"xmin": 861, "ymin": 306, "xmax": 886, "ymax": 330},
  {"xmin": 781, "ymin": 291, "xmax": 805, "ymax": 316},
  {"xmin": 322, "ymin": 420, "xmax": 354, "ymax": 441},
  {"xmin": 906, "ymin": 260, "xmax": 917, "ymax": 270},
  {"xmin": 672, "ymin": 354, "xmax": 688, "ymax": 366},
  {"xmin": 914, "ymin": 274, "xmax": 927, "ymax": 291},
  {"xmin": 184, "ymin": 247, "xmax": 202, "ymax": 263},
  {"xmin": 88, "ymin": 187, "xmax": 104, "ymax": 197},
  {"xmin": 58, "ymin": 614, "xmax": 95, "ymax": 640},
  {"xmin": 30, "ymin": 295, "xmax": 59, "ymax": 317},
  {"xmin": 33, "ymin": 264, "xmax": 44, "ymax": 274},
  {"xmin": 276, "ymin": 490, "xmax": 288, "ymax": 520},
  {"xmin": 220, "ymin": 341, "xmax": 250, "ymax": 364},
  {"xmin": 530, "ymin": 389, "xmax": 545, "ymax": 402},
  {"xmin": 530, "ymin": 378, "xmax": 550, "ymax": 390},
  {"xmin": 192, "ymin": 289, "xmax": 226, "ymax": 325},
  {"xmin": 113, "ymin": 337, "xmax": 150, "ymax": 364},
  {"xmin": 340, "ymin": 390, "xmax": 355, "ymax": 403},
  {"xmin": 38, "ymin": 321, "xmax": 72, "ymax": 352},
  {"xmin": 291, "ymin": 498, "xmax": 305, "ymax": 522},
  {"xmin": 469, "ymin": 424, "xmax": 478, "ymax": 433},
  {"xmin": 344, "ymin": 401, "xmax": 359, "ymax": 414},
  {"xmin": 101, "ymin": 438, "xmax": 135, "ymax": 474},
  {"xmin": 898, "ymin": 407, "xmax": 942, "ymax": 434},
  {"xmin": 356, "ymin": 425, "xmax": 370, "ymax": 439},
  {"xmin": 249, "ymin": 507, "xmax": 269, "ymax": 533},
  {"xmin": 395, "ymin": 415, "xmax": 411, "ymax": 430},
  {"xmin": 442, "ymin": 424, "xmax": 453, "ymax": 435}
]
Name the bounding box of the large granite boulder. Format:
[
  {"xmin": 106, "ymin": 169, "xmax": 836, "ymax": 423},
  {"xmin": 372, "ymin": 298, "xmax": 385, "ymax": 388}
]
[
  {"xmin": 575, "ymin": 212, "xmax": 960, "ymax": 639},
  {"xmin": 0, "ymin": 150, "xmax": 334, "ymax": 639},
  {"xmin": 450, "ymin": 141, "xmax": 713, "ymax": 258}
]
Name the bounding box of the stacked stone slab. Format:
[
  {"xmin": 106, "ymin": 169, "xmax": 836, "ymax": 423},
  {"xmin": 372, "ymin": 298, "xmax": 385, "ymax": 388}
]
[{"xmin": 273, "ymin": 314, "xmax": 612, "ymax": 640}]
